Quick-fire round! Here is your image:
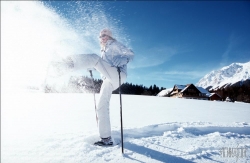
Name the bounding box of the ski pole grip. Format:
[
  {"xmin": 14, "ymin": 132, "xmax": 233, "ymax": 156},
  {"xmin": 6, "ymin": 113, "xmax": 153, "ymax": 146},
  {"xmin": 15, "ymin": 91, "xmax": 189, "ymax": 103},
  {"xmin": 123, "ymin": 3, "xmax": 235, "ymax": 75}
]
[{"xmin": 117, "ymin": 67, "xmax": 122, "ymax": 75}]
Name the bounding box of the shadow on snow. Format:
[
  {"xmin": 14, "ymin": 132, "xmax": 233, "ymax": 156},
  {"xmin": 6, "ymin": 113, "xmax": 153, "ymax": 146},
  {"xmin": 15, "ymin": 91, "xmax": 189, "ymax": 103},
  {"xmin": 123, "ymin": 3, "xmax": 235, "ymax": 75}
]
[{"xmin": 124, "ymin": 142, "xmax": 194, "ymax": 163}]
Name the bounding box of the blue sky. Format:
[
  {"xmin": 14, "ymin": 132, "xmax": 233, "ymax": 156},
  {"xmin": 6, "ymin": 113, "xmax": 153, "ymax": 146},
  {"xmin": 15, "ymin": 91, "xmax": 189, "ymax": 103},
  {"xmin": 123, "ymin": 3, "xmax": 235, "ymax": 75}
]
[{"xmin": 45, "ymin": 1, "xmax": 250, "ymax": 89}]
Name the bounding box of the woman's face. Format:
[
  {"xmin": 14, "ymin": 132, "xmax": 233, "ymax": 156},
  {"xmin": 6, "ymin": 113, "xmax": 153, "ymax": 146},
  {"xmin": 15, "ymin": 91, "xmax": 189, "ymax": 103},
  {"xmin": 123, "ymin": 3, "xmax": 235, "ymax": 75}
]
[{"xmin": 100, "ymin": 34, "xmax": 109, "ymax": 44}]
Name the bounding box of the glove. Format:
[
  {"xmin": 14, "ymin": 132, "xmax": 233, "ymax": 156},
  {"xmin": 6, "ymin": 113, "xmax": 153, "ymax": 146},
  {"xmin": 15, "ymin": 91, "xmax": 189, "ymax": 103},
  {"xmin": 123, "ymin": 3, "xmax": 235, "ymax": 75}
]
[{"xmin": 112, "ymin": 55, "xmax": 129, "ymax": 67}]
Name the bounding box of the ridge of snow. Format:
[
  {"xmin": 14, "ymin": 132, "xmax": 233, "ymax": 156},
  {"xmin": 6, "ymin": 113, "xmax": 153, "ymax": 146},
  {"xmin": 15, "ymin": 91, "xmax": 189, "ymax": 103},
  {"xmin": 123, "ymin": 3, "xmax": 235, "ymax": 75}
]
[{"xmin": 196, "ymin": 61, "xmax": 250, "ymax": 90}]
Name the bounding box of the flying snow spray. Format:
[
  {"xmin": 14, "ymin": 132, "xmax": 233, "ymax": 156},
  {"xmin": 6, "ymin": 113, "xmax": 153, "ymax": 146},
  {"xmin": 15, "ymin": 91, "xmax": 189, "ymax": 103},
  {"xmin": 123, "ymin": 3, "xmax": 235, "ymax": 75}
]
[{"xmin": 2, "ymin": 1, "xmax": 130, "ymax": 93}]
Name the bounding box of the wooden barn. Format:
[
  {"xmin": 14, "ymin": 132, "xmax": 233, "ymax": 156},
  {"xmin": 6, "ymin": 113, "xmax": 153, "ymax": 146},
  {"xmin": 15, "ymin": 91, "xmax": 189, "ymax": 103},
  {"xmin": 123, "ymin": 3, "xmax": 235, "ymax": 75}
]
[{"xmin": 209, "ymin": 93, "xmax": 222, "ymax": 101}]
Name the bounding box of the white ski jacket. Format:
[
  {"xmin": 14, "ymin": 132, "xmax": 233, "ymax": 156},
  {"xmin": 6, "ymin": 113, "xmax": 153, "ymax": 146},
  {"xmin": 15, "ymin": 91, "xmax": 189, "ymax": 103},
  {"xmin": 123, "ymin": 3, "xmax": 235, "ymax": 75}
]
[{"xmin": 101, "ymin": 40, "xmax": 134, "ymax": 75}]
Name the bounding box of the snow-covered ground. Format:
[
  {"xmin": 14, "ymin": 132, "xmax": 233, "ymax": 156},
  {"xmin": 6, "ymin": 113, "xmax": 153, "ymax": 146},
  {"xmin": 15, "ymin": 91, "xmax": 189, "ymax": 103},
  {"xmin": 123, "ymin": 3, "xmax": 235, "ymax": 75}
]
[{"xmin": 2, "ymin": 92, "xmax": 250, "ymax": 163}]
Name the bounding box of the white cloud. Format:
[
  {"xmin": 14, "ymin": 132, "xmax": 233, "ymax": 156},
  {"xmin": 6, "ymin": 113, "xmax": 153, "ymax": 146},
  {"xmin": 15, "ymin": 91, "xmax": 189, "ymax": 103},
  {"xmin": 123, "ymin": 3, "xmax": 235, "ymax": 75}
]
[
  {"xmin": 220, "ymin": 33, "xmax": 241, "ymax": 67},
  {"xmin": 129, "ymin": 46, "xmax": 179, "ymax": 69},
  {"xmin": 164, "ymin": 70, "xmax": 205, "ymax": 79}
]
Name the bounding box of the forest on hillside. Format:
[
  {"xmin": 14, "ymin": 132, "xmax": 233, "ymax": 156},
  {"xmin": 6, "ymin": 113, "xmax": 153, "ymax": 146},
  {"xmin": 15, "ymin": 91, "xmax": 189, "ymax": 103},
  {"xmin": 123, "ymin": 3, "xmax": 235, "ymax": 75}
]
[
  {"xmin": 44, "ymin": 76, "xmax": 250, "ymax": 103},
  {"xmin": 45, "ymin": 75, "xmax": 165, "ymax": 96},
  {"xmin": 211, "ymin": 80, "xmax": 250, "ymax": 103}
]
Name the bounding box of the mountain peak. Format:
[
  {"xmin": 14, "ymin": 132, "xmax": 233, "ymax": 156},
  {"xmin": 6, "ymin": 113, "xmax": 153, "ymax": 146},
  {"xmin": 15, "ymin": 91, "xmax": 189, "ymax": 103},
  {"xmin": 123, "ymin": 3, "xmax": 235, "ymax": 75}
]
[{"xmin": 196, "ymin": 61, "xmax": 250, "ymax": 90}]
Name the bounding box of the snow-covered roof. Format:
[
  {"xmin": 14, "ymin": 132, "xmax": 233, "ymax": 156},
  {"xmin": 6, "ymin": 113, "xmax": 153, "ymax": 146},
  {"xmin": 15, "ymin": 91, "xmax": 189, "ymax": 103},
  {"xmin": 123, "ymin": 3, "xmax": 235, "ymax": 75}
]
[
  {"xmin": 174, "ymin": 85, "xmax": 186, "ymax": 90},
  {"xmin": 209, "ymin": 93, "xmax": 221, "ymax": 98},
  {"xmin": 180, "ymin": 86, "xmax": 188, "ymax": 93},
  {"xmin": 170, "ymin": 92, "xmax": 177, "ymax": 95},
  {"xmin": 178, "ymin": 85, "xmax": 210, "ymax": 96},
  {"xmin": 157, "ymin": 88, "xmax": 172, "ymax": 97},
  {"xmin": 196, "ymin": 87, "xmax": 210, "ymax": 94}
]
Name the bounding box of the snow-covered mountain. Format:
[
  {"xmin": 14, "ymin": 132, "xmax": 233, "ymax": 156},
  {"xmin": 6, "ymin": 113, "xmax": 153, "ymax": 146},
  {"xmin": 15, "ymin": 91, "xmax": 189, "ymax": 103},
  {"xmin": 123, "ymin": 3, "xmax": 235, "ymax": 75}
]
[{"xmin": 196, "ymin": 61, "xmax": 250, "ymax": 90}]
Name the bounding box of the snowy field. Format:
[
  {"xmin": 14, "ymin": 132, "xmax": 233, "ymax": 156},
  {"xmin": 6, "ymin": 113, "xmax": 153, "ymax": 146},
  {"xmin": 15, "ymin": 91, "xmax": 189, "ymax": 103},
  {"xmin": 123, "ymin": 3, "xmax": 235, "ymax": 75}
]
[
  {"xmin": 2, "ymin": 2, "xmax": 249, "ymax": 162},
  {"xmin": 2, "ymin": 92, "xmax": 250, "ymax": 163}
]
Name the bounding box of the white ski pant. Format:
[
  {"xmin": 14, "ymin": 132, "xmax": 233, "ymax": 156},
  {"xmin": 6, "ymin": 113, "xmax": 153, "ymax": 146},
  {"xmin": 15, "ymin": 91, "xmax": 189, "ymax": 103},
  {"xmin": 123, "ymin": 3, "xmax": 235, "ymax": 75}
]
[{"xmin": 70, "ymin": 54, "xmax": 126, "ymax": 138}]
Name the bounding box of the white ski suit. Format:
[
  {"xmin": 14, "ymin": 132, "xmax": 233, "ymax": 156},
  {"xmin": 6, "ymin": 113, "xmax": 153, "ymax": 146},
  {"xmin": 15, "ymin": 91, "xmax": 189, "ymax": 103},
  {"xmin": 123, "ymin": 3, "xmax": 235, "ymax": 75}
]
[{"xmin": 70, "ymin": 39, "xmax": 134, "ymax": 138}]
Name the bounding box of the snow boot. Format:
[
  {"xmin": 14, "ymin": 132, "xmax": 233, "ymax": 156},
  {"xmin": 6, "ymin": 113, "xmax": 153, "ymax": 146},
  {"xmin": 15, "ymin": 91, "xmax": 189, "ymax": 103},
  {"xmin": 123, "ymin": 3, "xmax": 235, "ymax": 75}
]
[{"xmin": 94, "ymin": 136, "xmax": 113, "ymax": 146}]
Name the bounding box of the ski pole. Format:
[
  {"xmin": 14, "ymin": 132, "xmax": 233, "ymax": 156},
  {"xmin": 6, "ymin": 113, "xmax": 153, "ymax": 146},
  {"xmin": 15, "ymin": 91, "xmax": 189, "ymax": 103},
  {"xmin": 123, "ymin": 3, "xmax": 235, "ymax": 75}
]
[
  {"xmin": 88, "ymin": 69, "xmax": 98, "ymax": 127},
  {"xmin": 117, "ymin": 67, "xmax": 124, "ymax": 154}
]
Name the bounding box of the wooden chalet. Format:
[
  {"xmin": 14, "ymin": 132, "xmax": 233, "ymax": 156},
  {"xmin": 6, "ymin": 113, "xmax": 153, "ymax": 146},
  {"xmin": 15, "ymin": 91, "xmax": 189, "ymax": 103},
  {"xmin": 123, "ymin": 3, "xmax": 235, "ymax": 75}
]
[
  {"xmin": 169, "ymin": 85, "xmax": 186, "ymax": 97},
  {"xmin": 169, "ymin": 84, "xmax": 209, "ymax": 100},
  {"xmin": 209, "ymin": 93, "xmax": 222, "ymax": 101}
]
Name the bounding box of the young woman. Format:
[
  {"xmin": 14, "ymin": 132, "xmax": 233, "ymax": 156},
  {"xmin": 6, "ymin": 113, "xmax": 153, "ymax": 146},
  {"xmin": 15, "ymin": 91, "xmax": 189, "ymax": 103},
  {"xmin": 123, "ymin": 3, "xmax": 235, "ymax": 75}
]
[{"xmin": 60, "ymin": 29, "xmax": 134, "ymax": 146}]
